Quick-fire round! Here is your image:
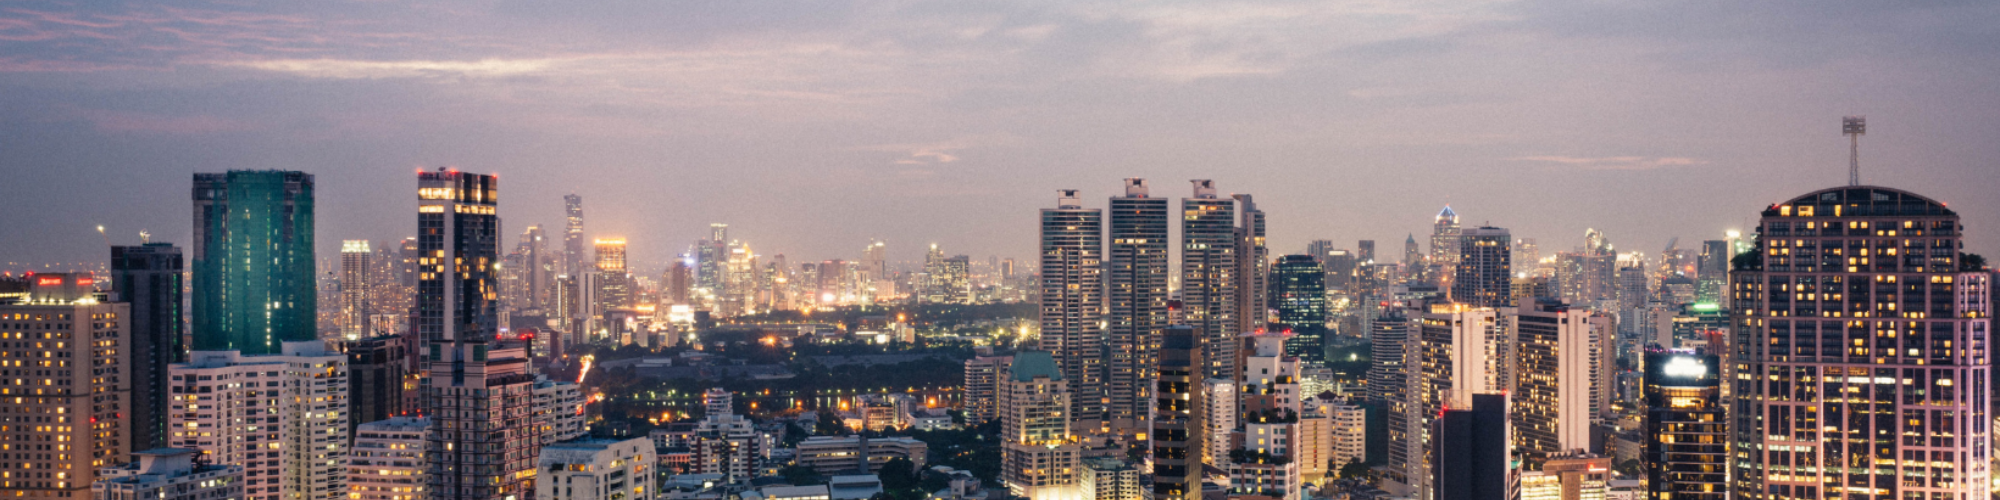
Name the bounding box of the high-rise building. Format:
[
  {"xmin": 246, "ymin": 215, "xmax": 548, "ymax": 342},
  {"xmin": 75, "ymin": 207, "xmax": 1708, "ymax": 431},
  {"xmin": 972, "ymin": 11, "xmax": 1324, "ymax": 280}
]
[
  {"xmin": 1038, "ymin": 189, "xmax": 1105, "ymax": 430},
  {"xmin": 592, "ymin": 238, "xmax": 633, "ymax": 326},
  {"xmin": 1403, "ymin": 234, "xmax": 1422, "ymax": 268},
  {"xmin": 1150, "ymin": 326, "xmax": 1203, "ymax": 500},
  {"xmin": 1642, "ymin": 350, "xmax": 1724, "ymax": 499},
  {"xmin": 1182, "ymin": 180, "xmax": 1238, "ymax": 381},
  {"xmin": 349, "ymin": 417, "xmax": 430, "ymax": 500},
  {"xmin": 863, "ymin": 240, "xmax": 887, "ymax": 282},
  {"xmin": 94, "ymin": 449, "xmax": 244, "ymax": 500},
  {"xmin": 171, "ymin": 341, "xmax": 348, "ymax": 500},
  {"xmin": 667, "ymin": 257, "xmax": 692, "ymax": 305},
  {"xmin": 1430, "ymin": 206, "xmax": 1461, "ymax": 267},
  {"xmin": 1201, "ymin": 378, "xmax": 1236, "ymax": 469},
  {"xmin": 1105, "ymin": 179, "xmax": 1168, "ymax": 437},
  {"xmin": 1322, "ymin": 250, "xmax": 1356, "ymax": 293},
  {"xmin": 0, "ymin": 274, "xmax": 129, "ymax": 500},
  {"xmin": 998, "ymin": 352, "xmax": 1081, "ymax": 500},
  {"xmin": 1226, "ymin": 334, "xmax": 1303, "ymax": 500},
  {"xmin": 1270, "ymin": 255, "xmax": 1327, "ymax": 361},
  {"xmin": 1514, "ymin": 238, "xmax": 1541, "ymax": 270},
  {"xmin": 1451, "ymin": 227, "xmax": 1511, "ymax": 307},
  {"xmin": 1429, "ymin": 393, "xmax": 1509, "ymax": 500},
  {"xmin": 398, "ymin": 237, "xmax": 420, "ymax": 289},
  {"xmin": 342, "ymin": 240, "xmax": 373, "ymax": 340},
  {"xmin": 1416, "ymin": 304, "xmax": 1506, "ymax": 499},
  {"xmin": 963, "ymin": 356, "xmax": 1012, "ymax": 424},
  {"xmin": 1079, "ymin": 458, "xmax": 1142, "ymax": 500},
  {"xmin": 536, "ymin": 437, "xmax": 659, "ymax": 500},
  {"xmin": 1233, "ymin": 194, "xmax": 1268, "ymax": 337},
  {"xmin": 1511, "ymin": 301, "xmax": 1612, "ymax": 469},
  {"xmin": 345, "ymin": 334, "xmax": 410, "ymax": 435},
  {"xmin": 1729, "ymin": 186, "xmax": 1991, "ymax": 498},
  {"xmin": 192, "ymin": 170, "xmax": 316, "ymax": 355},
  {"xmin": 415, "ymin": 169, "xmax": 544, "ymax": 500},
  {"xmin": 563, "ymin": 194, "xmax": 584, "ymax": 278},
  {"xmin": 1356, "ymin": 240, "xmax": 1375, "ymax": 263},
  {"xmin": 1694, "ymin": 239, "xmax": 1729, "ymax": 306},
  {"xmin": 111, "ymin": 242, "xmax": 183, "ymax": 454}
]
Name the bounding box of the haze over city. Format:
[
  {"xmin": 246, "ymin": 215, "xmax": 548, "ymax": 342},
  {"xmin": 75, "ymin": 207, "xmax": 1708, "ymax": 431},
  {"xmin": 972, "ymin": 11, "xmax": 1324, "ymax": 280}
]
[{"xmin": 3, "ymin": 1, "xmax": 1998, "ymax": 267}]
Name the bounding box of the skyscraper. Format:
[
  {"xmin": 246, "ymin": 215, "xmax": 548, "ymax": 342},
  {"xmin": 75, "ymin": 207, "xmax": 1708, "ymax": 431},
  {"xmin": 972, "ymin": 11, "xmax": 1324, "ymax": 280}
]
[
  {"xmin": 1695, "ymin": 239, "xmax": 1729, "ymax": 305},
  {"xmin": 1511, "ymin": 300, "xmax": 1612, "ymax": 469},
  {"xmin": 1038, "ymin": 190, "xmax": 1104, "ymax": 430},
  {"xmin": 1322, "ymin": 249, "xmax": 1355, "ymax": 293},
  {"xmin": 1403, "ymin": 234, "xmax": 1422, "ymax": 268},
  {"xmin": 1416, "ymin": 304, "xmax": 1506, "ymax": 499},
  {"xmin": 1105, "ymin": 179, "xmax": 1168, "ymax": 438},
  {"xmin": 1368, "ymin": 310, "xmax": 1417, "ymax": 490},
  {"xmin": 342, "ymin": 240, "xmax": 373, "ymax": 340},
  {"xmin": 518, "ymin": 226, "xmax": 549, "ymax": 311},
  {"xmin": 1181, "ymin": 180, "xmax": 1238, "ymax": 381},
  {"xmin": 346, "ymin": 334, "xmax": 409, "ymax": 435},
  {"xmin": 1729, "ymin": 186, "xmax": 1990, "ymax": 498},
  {"xmin": 563, "ymin": 194, "xmax": 584, "ymax": 278},
  {"xmin": 1269, "ymin": 255, "xmax": 1326, "ymax": 361},
  {"xmin": 192, "ymin": 170, "xmax": 316, "ymax": 355},
  {"xmin": 1451, "ymin": 227, "xmax": 1512, "ymax": 307},
  {"xmin": 111, "ymin": 242, "xmax": 183, "ymax": 454},
  {"xmin": 1150, "ymin": 326, "xmax": 1203, "ymax": 500},
  {"xmin": 1429, "ymin": 206, "xmax": 1461, "ymax": 267},
  {"xmin": 0, "ymin": 274, "xmax": 129, "ymax": 500},
  {"xmin": 999, "ymin": 352, "xmax": 1082, "ymax": 500},
  {"xmin": 1357, "ymin": 240, "xmax": 1375, "ymax": 263},
  {"xmin": 1234, "ymin": 194, "xmax": 1268, "ymax": 338},
  {"xmin": 1643, "ymin": 350, "xmax": 1724, "ymax": 499},
  {"xmin": 416, "ymin": 169, "xmax": 542, "ymax": 500}
]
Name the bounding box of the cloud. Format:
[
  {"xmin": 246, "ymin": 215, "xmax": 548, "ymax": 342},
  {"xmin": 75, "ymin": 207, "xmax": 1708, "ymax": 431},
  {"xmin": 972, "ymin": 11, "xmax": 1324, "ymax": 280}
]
[
  {"xmin": 1511, "ymin": 155, "xmax": 1708, "ymax": 171},
  {"xmin": 216, "ymin": 57, "xmax": 561, "ymax": 79}
]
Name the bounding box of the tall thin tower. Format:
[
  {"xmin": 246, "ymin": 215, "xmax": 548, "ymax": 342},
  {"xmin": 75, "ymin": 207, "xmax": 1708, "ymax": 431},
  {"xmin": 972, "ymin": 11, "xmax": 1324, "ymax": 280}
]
[
  {"xmin": 1843, "ymin": 116, "xmax": 1865, "ymax": 186},
  {"xmin": 1181, "ymin": 180, "xmax": 1238, "ymax": 381},
  {"xmin": 563, "ymin": 194, "xmax": 584, "ymax": 277},
  {"xmin": 1039, "ymin": 190, "xmax": 1104, "ymax": 431},
  {"xmin": 1106, "ymin": 179, "xmax": 1169, "ymax": 438}
]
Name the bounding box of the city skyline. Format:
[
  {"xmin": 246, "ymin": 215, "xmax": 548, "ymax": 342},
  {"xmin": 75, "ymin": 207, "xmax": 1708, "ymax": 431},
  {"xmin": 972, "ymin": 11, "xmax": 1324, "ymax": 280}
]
[{"xmin": 3, "ymin": 2, "xmax": 1999, "ymax": 267}]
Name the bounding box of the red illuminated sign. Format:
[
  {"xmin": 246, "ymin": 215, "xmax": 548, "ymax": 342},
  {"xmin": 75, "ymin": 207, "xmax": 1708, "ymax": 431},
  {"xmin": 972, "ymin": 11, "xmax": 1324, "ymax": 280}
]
[{"xmin": 37, "ymin": 277, "xmax": 63, "ymax": 286}]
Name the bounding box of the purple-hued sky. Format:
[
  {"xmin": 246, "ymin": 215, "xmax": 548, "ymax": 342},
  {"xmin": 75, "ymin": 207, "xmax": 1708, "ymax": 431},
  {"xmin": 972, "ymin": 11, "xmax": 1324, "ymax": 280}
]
[{"xmin": 2, "ymin": 1, "xmax": 1997, "ymax": 271}]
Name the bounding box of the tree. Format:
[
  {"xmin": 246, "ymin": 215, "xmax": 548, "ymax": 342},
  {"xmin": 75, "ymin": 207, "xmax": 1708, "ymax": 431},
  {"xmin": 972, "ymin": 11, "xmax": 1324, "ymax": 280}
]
[
  {"xmin": 779, "ymin": 465, "xmax": 826, "ymax": 486},
  {"xmin": 879, "ymin": 457, "xmax": 920, "ymax": 492},
  {"xmin": 1616, "ymin": 459, "xmax": 1642, "ymax": 477},
  {"xmin": 815, "ymin": 409, "xmax": 851, "ymax": 436},
  {"xmin": 1338, "ymin": 459, "xmax": 1369, "ymax": 480}
]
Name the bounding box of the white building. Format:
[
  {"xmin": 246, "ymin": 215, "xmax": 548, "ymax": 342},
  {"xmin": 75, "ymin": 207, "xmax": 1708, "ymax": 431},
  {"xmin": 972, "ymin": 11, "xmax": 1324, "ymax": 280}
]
[
  {"xmin": 538, "ymin": 437, "xmax": 659, "ymax": 500},
  {"xmin": 1078, "ymin": 458, "xmax": 1141, "ymax": 500},
  {"xmin": 94, "ymin": 448, "xmax": 243, "ymax": 500},
  {"xmin": 1201, "ymin": 378, "xmax": 1236, "ymax": 467},
  {"xmin": 703, "ymin": 388, "xmax": 732, "ymax": 418},
  {"xmin": 1326, "ymin": 399, "xmax": 1366, "ymax": 470},
  {"xmin": 1228, "ymin": 334, "xmax": 1303, "ymax": 500},
  {"xmin": 998, "ymin": 352, "xmax": 1080, "ymax": 500},
  {"xmin": 348, "ymin": 417, "xmax": 429, "ymax": 500},
  {"xmin": 692, "ymin": 414, "xmax": 762, "ymax": 483},
  {"xmin": 170, "ymin": 340, "xmax": 348, "ymax": 500}
]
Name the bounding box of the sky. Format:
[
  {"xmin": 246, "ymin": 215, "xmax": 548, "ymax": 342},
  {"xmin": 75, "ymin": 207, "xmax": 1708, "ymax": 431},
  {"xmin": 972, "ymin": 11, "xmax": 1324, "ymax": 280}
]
[{"xmin": 2, "ymin": 1, "xmax": 1998, "ymax": 272}]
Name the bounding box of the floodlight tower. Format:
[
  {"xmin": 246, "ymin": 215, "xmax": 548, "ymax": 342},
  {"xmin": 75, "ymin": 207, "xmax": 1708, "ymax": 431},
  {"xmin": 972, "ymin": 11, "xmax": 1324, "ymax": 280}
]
[{"xmin": 1843, "ymin": 116, "xmax": 1865, "ymax": 186}]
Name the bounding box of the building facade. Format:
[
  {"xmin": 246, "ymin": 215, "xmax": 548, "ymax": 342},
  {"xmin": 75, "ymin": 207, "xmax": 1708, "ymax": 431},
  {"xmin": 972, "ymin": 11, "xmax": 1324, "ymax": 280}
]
[
  {"xmin": 1150, "ymin": 326, "xmax": 1203, "ymax": 500},
  {"xmin": 93, "ymin": 449, "xmax": 243, "ymax": 500},
  {"xmin": 1642, "ymin": 351, "xmax": 1724, "ymax": 499},
  {"xmin": 170, "ymin": 341, "xmax": 348, "ymax": 500},
  {"xmin": 1452, "ymin": 227, "xmax": 1512, "ymax": 307},
  {"xmin": 1181, "ymin": 180, "xmax": 1238, "ymax": 381},
  {"xmin": 349, "ymin": 417, "xmax": 430, "ymax": 500},
  {"xmin": 1728, "ymin": 186, "xmax": 1991, "ymax": 498},
  {"xmin": 342, "ymin": 240, "xmax": 373, "ymax": 340},
  {"xmin": 1038, "ymin": 190, "xmax": 1104, "ymax": 431},
  {"xmin": 0, "ymin": 275, "xmax": 129, "ymax": 500},
  {"xmin": 1104, "ymin": 179, "xmax": 1169, "ymax": 439},
  {"xmin": 191, "ymin": 170, "xmax": 316, "ymax": 355},
  {"xmin": 999, "ymin": 352, "xmax": 1081, "ymax": 500},
  {"xmin": 536, "ymin": 437, "xmax": 658, "ymax": 500},
  {"xmin": 111, "ymin": 243, "xmax": 183, "ymax": 454}
]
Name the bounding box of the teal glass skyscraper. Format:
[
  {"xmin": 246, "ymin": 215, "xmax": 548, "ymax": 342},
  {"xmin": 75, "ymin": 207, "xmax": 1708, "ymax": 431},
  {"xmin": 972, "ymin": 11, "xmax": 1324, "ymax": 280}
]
[{"xmin": 191, "ymin": 170, "xmax": 317, "ymax": 354}]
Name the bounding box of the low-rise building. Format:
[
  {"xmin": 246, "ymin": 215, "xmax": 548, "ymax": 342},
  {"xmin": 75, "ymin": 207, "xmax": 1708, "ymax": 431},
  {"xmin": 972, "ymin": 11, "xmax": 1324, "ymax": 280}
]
[
  {"xmin": 827, "ymin": 475, "xmax": 883, "ymax": 500},
  {"xmin": 538, "ymin": 437, "xmax": 659, "ymax": 500},
  {"xmin": 760, "ymin": 485, "xmax": 831, "ymax": 500},
  {"xmin": 93, "ymin": 449, "xmax": 243, "ymax": 500},
  {"xmin": 794, "ymin": 436, "xmax": 929, "ymax": 475}
]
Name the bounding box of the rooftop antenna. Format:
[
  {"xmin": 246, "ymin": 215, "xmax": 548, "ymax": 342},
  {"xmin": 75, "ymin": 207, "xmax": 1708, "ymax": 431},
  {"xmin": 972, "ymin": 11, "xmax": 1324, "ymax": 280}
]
[{"xmin": 1843, "ymin": 116, "xmax": 1865, "ymax": 186}]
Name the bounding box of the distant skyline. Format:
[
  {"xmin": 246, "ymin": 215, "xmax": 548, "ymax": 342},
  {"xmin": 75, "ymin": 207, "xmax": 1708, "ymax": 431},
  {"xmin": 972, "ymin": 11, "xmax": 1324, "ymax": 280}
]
[{"xmin": 2, "ymin": 1, "xmax": 1997, "ymax": 268}]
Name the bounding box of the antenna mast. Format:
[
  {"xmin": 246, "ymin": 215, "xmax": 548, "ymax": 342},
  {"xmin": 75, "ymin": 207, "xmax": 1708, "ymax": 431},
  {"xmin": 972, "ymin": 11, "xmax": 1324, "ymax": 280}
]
[{"xmin": 1843, "ymin": 116, "xmax": 1865, "ymax": 186}]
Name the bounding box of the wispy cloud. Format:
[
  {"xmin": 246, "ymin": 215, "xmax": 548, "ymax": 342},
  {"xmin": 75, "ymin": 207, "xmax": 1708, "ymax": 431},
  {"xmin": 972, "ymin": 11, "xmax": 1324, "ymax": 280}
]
[
  {"xmin": 1511, "ymin": 155, "xmax": 1708, "ymax": 171},
  {"xmin": 216, "ymin": 57, "xmax": 561, "ymax": 79}
]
